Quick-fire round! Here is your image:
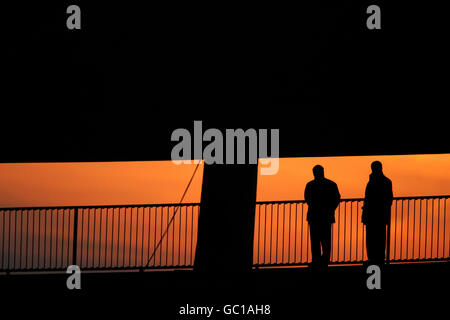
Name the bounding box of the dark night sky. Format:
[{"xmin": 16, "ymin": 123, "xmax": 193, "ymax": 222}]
[{"xmin": 2, "ymin": 2, "xmax": 449, "ymax": 162}]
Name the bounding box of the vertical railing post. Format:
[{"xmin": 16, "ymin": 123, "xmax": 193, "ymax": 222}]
[{"xmin": 72, "ymin": 208, "xmax": 79, "ymax": 265}]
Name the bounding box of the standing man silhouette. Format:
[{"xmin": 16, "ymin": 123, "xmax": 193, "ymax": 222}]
[
  {"xmin": 362, "ymin": 161, "xmax": 393, "ymax": 266},
  {"xmin": 305, "ymin": 165, "xmax": 341, "ymax": 270}
]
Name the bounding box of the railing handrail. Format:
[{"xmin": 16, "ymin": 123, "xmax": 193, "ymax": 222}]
[
  {"xmin": 0, "ymin": 202, "xmax": 200, "ymax": 211},
  {"xmin": 0, "ymin": 195, "xmax": 448, "ymax": 211},
  {"xmin": 256, "ymin": 195, "xmax": 450, "ymax": 205}
]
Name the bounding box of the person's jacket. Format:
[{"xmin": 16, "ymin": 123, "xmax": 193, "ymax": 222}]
[
  {"xmin": 304, "ymin": 178, "xmax": 341, "ymax": 224},
  {"xmin": 362, "ymin": 173, "xmax": 393, "ymax": 225}
]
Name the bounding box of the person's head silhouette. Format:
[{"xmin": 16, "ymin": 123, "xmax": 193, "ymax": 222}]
[
  {"xmin": 313, "ymin": 165, "xmax": 325, "ymax": 180},
  {"xmin": 371, "ymin": 161, "xmax": 383, "ymax": 175}
]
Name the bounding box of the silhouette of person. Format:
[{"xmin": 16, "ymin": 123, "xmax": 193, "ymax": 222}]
[
  {"xmin": 304, "ymin": 165, "xmax": 340, "ymax": 270},
  {"xmin": 362, "ymin": 161, "xmax": 393, "ymax": 266}
]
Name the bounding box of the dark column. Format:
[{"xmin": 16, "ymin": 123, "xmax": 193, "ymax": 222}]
[{"xmin": 194, "ymin": 163, "xmax": 258, "ymax": 272}]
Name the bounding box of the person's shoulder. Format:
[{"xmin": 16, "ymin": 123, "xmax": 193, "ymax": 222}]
[
  {"xmin": 305, "ymin": 180, "xmax": 315, "ymax": 187},
  {"xmin": 325, "ymin": 178, "xmax": 337, "ymax": 186},
  {"xmin": 383, "ymin": 175, "xmax": 392, "ymax": 185}
]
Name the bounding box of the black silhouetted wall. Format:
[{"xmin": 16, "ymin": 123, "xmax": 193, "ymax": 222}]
[{"xmin": 194, "ymin": 164, "xmax": 258, "ymax": 272}]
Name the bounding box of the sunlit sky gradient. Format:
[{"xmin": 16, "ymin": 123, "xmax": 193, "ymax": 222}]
[
  {"xmin": 0, "ymin": 161, "xmax": 204, "ymax": 207},
  {"xmin": 0, "ymin": 154, "xmax": 449, "ymax": 208},
  {"xmin": 257, "ymin": 154, "xmax": 450, "ymax": 201}
]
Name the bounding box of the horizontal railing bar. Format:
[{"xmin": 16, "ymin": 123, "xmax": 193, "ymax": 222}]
[
  {"xmin": 0, "ymin": 202, "xmax": 200, "ymax": 211},
  {"xmin": 0, "ymin": 265, "xmax": 194, "ymax": 271},
  {"xmin": 256, "ymin": 195, "xmax": 450, "ymax": 205},
  {"xmin": 253, "ymin": 263, "xmax": 309, "ymax": 267},
  {"xmin": 254, "ymin": 258, "xmax": 450, "ymax": 269},
  {"xmin": 253, "ymin": 260, "xmax": 366, "ymax": 268},
  {"xmin": 0, "ymin": 195, "xmax": 448, "ymax": 211},
  {"xmin": 389, "ymin": 257, "xmax": 450, "ymax": 263},
  {"xmin": 384, "ymin": 195, "xmax": 450, "ymax": 201},
  {"xmin": 256, "ymin": 200, "xmax": 305, "ymax": 205},
  {"xmin": 0, "ymin": 266, "xmax": 194, "ymax": 274}
]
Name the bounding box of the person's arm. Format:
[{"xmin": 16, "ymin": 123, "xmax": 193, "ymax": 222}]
[
  {"xmin": 304, "ymin": 183, "xmax": 312, "ymax": 223},
  {"xmin": 304, "ymin": 183, "xmax": 311, "ymax": 206},
  {"xmin": 330, "ymin": 183, "xmax": 341, "ymax": 223},
  {"xmin": 362, "ymin": 182, "xmax": 370, "ymax": 225},
  {"xmin": 334, "ymin": 184, "xmax": 341, "ymax": 210},
  {"xmin": 385, "ymin": 180, "xmax": 393, "ymax": 224},
  {"xmin": 388, "ymin": 180, "xmax": 393, "ymax": 207}
]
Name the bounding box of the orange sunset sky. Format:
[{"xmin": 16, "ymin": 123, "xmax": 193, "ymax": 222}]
[{"xmin": 0, "ymin": 154, "xmax": 449, "ymax": 208}]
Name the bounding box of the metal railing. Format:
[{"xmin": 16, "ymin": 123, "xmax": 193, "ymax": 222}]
[
  {"xmin": 0, "ymin": 203, "xmax": 200, "ymax": 272},
  {"xmin": 1, "ymin": 196, "xmax": 448, "ymax": 272},
  {"xmin": 253, "ymin": 196, "xmax": 449, "ymax": 267}
]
